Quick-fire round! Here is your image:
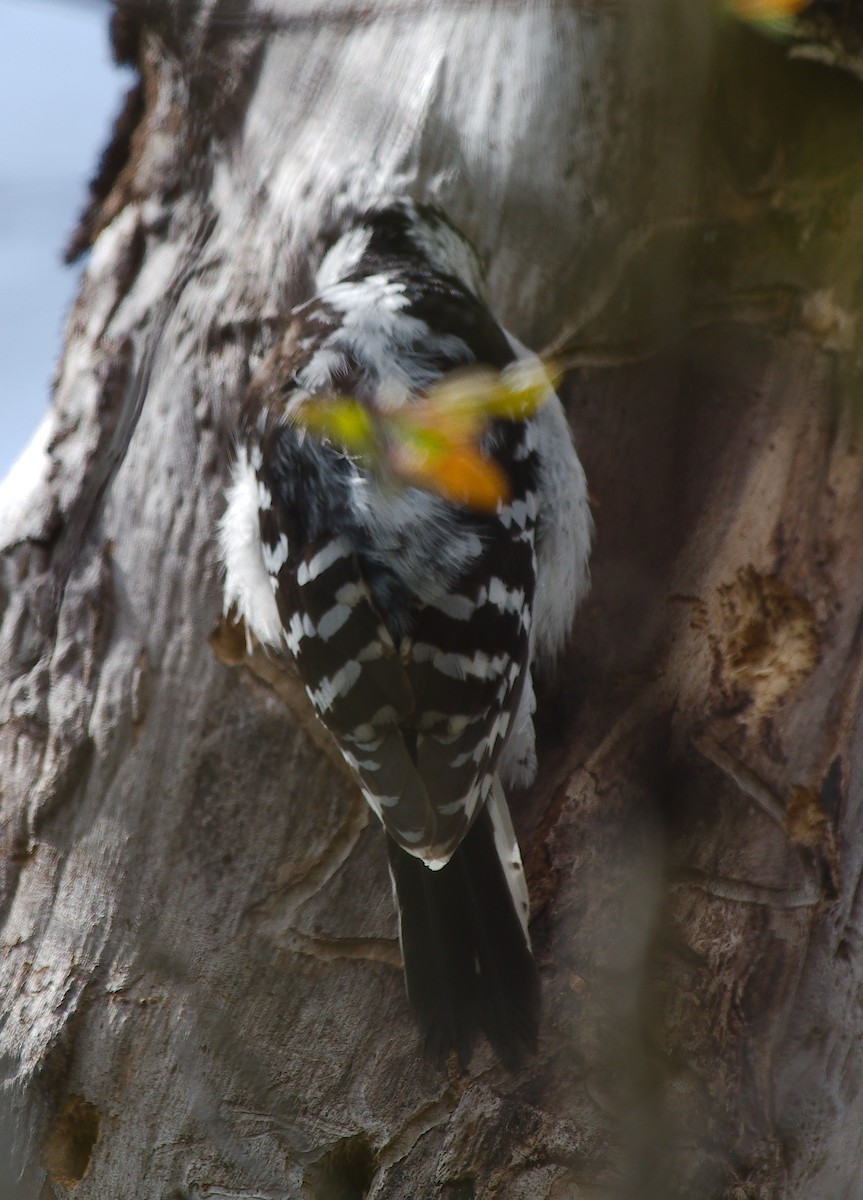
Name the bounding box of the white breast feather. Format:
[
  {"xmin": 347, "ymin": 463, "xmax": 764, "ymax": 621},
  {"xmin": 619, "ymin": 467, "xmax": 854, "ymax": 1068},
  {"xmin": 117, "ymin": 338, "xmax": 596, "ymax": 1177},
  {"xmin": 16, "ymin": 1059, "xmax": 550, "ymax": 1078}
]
[
  {"xmin": 218, "ymin": 447, "xmax": 285, "ymax": 650},
  {"xmin": 505, "ymin": 333, "xmax": 592, "ymax": 669}
]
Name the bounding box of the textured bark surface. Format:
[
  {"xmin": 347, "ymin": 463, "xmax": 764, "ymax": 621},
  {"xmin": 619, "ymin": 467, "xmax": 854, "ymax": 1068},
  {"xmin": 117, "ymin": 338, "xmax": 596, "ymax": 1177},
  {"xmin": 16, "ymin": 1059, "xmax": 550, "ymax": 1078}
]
[{"xmin": 2, "ymin": 2, "xmax": 863, "ymax": 1197}]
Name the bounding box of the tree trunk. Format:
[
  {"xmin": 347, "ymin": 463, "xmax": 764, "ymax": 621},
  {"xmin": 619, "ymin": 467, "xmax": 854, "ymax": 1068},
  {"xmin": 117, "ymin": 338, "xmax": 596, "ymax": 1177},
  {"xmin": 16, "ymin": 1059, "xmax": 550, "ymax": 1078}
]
[{"xmin": 2, "ymin": 2, "xmax": 862, "ymax": 1197}]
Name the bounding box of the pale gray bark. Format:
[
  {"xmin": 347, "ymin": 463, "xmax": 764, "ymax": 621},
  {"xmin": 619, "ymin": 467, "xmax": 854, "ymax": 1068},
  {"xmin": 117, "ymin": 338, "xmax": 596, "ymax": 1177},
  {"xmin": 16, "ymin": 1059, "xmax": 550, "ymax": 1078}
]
[{"xmin": 2, "ymin": 2, "xmax": 862, "ymax": 1197}]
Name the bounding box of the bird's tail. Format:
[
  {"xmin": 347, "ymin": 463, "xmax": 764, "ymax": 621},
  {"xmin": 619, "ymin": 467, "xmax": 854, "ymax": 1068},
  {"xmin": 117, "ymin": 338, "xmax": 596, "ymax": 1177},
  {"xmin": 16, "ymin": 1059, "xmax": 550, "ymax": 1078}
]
[{"xmin": 387, "ymin": 780, "xmax": 540, "ymax": 1069}]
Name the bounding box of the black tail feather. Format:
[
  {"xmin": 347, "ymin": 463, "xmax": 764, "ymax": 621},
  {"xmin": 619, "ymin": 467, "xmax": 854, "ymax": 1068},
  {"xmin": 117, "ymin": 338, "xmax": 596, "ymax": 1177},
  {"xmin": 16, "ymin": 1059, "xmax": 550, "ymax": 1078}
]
[{"xmin": 387, "ymin": 807, "xmax": 540, "ymax": 1069}]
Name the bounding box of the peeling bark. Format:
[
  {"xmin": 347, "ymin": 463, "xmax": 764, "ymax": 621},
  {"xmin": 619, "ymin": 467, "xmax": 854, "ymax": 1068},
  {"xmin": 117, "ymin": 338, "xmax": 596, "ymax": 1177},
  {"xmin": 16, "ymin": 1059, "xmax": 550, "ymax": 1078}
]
[{"xmin": 2, "ymin": 2, "xmax": 863, "ymax": 1197}]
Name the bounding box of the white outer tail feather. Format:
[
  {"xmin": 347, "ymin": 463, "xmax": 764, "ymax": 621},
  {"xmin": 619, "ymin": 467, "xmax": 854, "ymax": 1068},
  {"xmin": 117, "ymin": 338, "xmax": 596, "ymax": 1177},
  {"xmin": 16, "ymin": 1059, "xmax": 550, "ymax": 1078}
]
[{"xmin": 488, "ymin": 775, "xmax": 531, "ymax": 943}]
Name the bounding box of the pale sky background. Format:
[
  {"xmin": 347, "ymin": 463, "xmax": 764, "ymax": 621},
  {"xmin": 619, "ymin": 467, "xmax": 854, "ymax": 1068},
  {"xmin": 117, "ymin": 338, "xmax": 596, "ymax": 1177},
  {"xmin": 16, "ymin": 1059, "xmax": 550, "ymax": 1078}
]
[{"xmin": 0, "ymin": 0, "xmax": 127, "ymax": 482}]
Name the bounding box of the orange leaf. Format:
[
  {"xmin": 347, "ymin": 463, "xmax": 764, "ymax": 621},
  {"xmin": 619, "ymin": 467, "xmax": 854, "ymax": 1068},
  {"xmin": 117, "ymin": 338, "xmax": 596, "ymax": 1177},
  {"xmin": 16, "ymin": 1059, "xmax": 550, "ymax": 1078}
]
[
  {"xmin": 727, "ymin": 0, "xmax": 809, "ymax": 18},
  {"xmin": 394, "ymin": 444, "xmax": 510, "ymax": 513}
]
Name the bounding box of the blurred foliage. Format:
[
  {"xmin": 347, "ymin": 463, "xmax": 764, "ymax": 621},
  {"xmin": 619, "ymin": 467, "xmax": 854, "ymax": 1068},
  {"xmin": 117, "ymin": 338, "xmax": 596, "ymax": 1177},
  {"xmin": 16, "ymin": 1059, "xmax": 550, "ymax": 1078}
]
[{"xmin": 292, "ymin": 359, "xmax": 559, "ymax": 512}]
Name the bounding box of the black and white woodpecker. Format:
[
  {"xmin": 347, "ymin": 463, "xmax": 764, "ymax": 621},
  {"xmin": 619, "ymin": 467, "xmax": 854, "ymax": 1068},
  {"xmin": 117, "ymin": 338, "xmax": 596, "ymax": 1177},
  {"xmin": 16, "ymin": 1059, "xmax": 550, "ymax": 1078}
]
[{"xmin": 219, "ymin": 199, "xmax": 592, "ymax": 1068}]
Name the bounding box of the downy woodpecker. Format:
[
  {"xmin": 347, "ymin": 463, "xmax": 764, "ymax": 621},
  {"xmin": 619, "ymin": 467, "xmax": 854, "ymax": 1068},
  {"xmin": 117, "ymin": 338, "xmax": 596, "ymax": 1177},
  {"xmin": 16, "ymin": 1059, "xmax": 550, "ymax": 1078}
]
[{"xmin": 219, "ymin": 200, "xmax": 591, "ymax": 1067}]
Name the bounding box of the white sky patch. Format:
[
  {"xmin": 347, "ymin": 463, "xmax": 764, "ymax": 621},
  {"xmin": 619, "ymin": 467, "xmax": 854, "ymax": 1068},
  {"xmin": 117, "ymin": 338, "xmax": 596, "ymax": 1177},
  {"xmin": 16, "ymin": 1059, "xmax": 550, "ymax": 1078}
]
[{"xmin": 0, "ymin": 410, "xmax": 55, "ymax": 550}]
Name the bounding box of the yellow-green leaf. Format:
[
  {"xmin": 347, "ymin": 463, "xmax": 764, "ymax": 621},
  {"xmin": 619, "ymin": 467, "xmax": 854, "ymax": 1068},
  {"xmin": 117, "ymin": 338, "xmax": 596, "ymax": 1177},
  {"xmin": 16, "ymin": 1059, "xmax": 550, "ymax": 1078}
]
[
  {"xmin": 402, "ymin": 359, "xmax": 558, "ymax": 442},
  {"xmin": 492, "ymin": 359, "xmax": 561, "ymax": 420},
  {"xmin": 292, "ymin": 396, "xmax": 374, "ymax": 453}
]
